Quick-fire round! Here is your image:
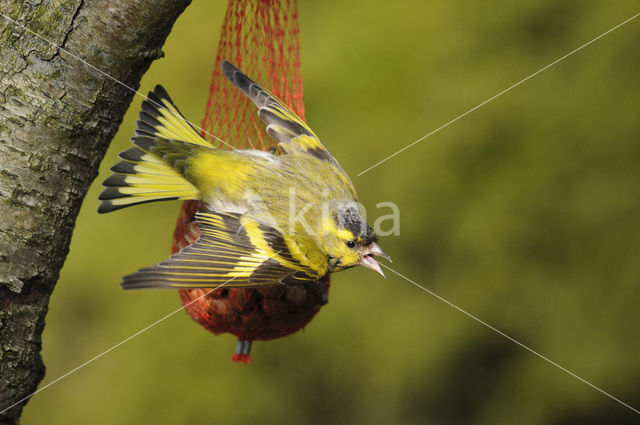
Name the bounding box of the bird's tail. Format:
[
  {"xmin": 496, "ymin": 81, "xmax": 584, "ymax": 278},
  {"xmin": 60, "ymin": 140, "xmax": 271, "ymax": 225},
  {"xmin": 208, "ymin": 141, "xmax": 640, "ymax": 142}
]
[{"xmin": 98, "ymin": 86, "xmax": 210, "ymax": 213}]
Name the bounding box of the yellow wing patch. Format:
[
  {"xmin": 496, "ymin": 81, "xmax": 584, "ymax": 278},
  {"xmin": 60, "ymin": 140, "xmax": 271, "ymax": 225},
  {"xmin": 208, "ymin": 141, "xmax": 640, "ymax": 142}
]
[
  {"xmin": 222, "ymin": 60, "xmax": 341, "ymax": 166},
  {"xmin": 121, "ymin": 211, "xmax": 323, "ymax": 289}
]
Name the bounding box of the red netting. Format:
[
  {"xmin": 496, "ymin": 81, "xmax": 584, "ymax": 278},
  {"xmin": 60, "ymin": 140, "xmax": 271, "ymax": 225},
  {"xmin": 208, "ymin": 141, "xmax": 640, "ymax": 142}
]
[
  {"xmin": 201, "ymin": 0, "xmax": 305, "ymax": 151},
  {"xmin": 171, "ymin": 0, "xmax": 330, "ymax": 363}
]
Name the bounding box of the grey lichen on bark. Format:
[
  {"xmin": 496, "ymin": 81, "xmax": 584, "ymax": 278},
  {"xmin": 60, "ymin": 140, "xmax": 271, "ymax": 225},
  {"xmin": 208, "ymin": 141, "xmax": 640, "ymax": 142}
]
[{"xmin": 0, "ymin": 0, "xmax": 191, "ymax": 423}]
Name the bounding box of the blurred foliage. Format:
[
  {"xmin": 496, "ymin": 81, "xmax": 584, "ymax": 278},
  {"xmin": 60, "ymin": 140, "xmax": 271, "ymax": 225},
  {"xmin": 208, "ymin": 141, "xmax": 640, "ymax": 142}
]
[{"xmin": 22, "ymin": 1, "xmax": 640, "ymax": 424}]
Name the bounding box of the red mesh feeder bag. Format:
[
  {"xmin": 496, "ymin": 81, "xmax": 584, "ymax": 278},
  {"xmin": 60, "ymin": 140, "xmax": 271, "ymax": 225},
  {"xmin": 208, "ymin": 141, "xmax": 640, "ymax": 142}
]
[{"xmin": 171, "ymin": 0, "xmax": 330, "ymax": 364}]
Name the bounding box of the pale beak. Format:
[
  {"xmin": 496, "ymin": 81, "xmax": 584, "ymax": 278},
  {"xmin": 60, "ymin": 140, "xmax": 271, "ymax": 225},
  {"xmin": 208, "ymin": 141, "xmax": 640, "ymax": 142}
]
[
  {"xmin": 368, "ymin": 242, "xmax": 391, "ymax": 262},
  {"xmin": 359, "ymin": 242, "xmax": 391, "ymax": 278},
  {"xmin": 360, "ymin": 254, "xmax": 385, "ymax": 277}
]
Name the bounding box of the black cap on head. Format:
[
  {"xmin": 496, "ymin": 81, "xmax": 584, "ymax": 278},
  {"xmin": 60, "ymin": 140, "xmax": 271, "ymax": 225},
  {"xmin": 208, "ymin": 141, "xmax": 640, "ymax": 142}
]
[{"xmin": 335, "ymin": 206, "xmax": 377, "ymax": 246}]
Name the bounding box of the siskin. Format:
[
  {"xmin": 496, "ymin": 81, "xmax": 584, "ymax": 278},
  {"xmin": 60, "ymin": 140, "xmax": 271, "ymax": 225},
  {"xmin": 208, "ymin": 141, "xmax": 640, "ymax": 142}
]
[{"xmin": 98, "ymin": 61, "xmax": 390, "ymax": 289}]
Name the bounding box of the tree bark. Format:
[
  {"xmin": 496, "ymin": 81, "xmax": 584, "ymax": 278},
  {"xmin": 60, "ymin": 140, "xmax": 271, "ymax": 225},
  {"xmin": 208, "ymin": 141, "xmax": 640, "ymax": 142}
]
[{"xmin": 0, "ymin": 0, "xmax": 191, "ymax": 422}]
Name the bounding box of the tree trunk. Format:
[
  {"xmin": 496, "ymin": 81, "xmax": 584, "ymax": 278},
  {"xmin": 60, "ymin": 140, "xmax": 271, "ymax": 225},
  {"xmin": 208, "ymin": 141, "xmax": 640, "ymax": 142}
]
[{"xmin": 0, "ymin": 1, "xmax": 191, "ymax": 422}]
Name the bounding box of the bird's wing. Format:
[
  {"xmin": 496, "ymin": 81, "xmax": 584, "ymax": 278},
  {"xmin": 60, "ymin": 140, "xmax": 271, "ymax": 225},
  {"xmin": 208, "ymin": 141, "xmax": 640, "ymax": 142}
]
[
  {"xmin": 221, "ymin": 60, "xmax": 341, "ymax": 167},
  {"xmin": 121, "ymin": 211, "xmax": 323, "ymax": 289}
]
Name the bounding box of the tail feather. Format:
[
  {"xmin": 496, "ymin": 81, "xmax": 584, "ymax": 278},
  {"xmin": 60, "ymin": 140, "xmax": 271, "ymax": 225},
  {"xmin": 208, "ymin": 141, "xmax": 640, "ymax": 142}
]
[
  {"xmin": 137, "ymin": 86, "xmax": 208, "ymax": 146},
  {"xmin": 98, "ymin": 86, "xmax": 208, "ymax": 214}
]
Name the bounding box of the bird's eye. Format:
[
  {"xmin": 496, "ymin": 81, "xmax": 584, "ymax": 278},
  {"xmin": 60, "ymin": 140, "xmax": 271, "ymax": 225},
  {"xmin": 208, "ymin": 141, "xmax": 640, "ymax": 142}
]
[{"xmin": 346, "ymin": 240, "xmax": 356, "ymax": 248}]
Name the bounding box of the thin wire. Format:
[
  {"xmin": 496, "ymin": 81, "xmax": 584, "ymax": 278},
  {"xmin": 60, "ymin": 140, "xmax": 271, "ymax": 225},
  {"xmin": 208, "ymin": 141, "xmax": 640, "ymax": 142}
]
[
  {"xmin": 0, "ymin": 279, "xmax": 233, "ymax": 415},
  {"xmin": 357, "ymin": 12, "xmax": 640, "ymax": 176},
  {"xmin": 3, "ymin": 7, "xmax": 638, "ymax": 417},
  {"xmin": 0, "ymin": 12, "xmax": 289, "ymax": 178},
  {"xmin": 0, "ymin": 13, "xmax": 238, "ymax": 151},
  {"xmin": 380, "ymin": 263, "xmax": 640, "ymax": 415},
  {"xmin": 2, "ymin": 246, "xmax": 283, "ymax": 412}
]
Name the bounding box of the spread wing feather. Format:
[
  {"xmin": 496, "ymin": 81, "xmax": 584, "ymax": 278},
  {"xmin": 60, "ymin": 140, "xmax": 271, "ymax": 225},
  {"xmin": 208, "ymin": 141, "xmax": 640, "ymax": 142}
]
[
  {"xmin": 221, "ymin": 60, "xmax": 341, "ymax": 166},
  {"xmin": 121, "ymin": 211, "xmax": 320, "ymax": 289}
]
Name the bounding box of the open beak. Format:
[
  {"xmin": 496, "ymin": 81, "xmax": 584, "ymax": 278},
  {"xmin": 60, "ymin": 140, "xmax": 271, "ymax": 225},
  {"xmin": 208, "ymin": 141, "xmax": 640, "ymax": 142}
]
[{"xmin": 359, "ymin": 242, "xmax": 391, "ymax": 278}]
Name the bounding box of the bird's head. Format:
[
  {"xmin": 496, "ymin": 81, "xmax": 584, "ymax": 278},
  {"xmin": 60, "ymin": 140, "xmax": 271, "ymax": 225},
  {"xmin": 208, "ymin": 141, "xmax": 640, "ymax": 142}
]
[{"xmin": 322, "ymin": 205, "xmax": 390, "ymax": 277}]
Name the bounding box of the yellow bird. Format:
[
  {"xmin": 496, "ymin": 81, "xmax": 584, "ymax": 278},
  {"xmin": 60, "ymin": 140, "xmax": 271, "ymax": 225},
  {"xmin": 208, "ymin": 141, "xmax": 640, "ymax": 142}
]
[{"xmin": 99, "ymin": 61, "xmax": 389, "ymax": 289}]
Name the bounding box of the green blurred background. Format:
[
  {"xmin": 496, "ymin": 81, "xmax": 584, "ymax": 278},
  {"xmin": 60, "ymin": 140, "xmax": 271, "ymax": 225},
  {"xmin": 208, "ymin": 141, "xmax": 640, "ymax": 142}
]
[{"xmin": 23, "ymin": 1, "xmax": 640, "ymax": 424}]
